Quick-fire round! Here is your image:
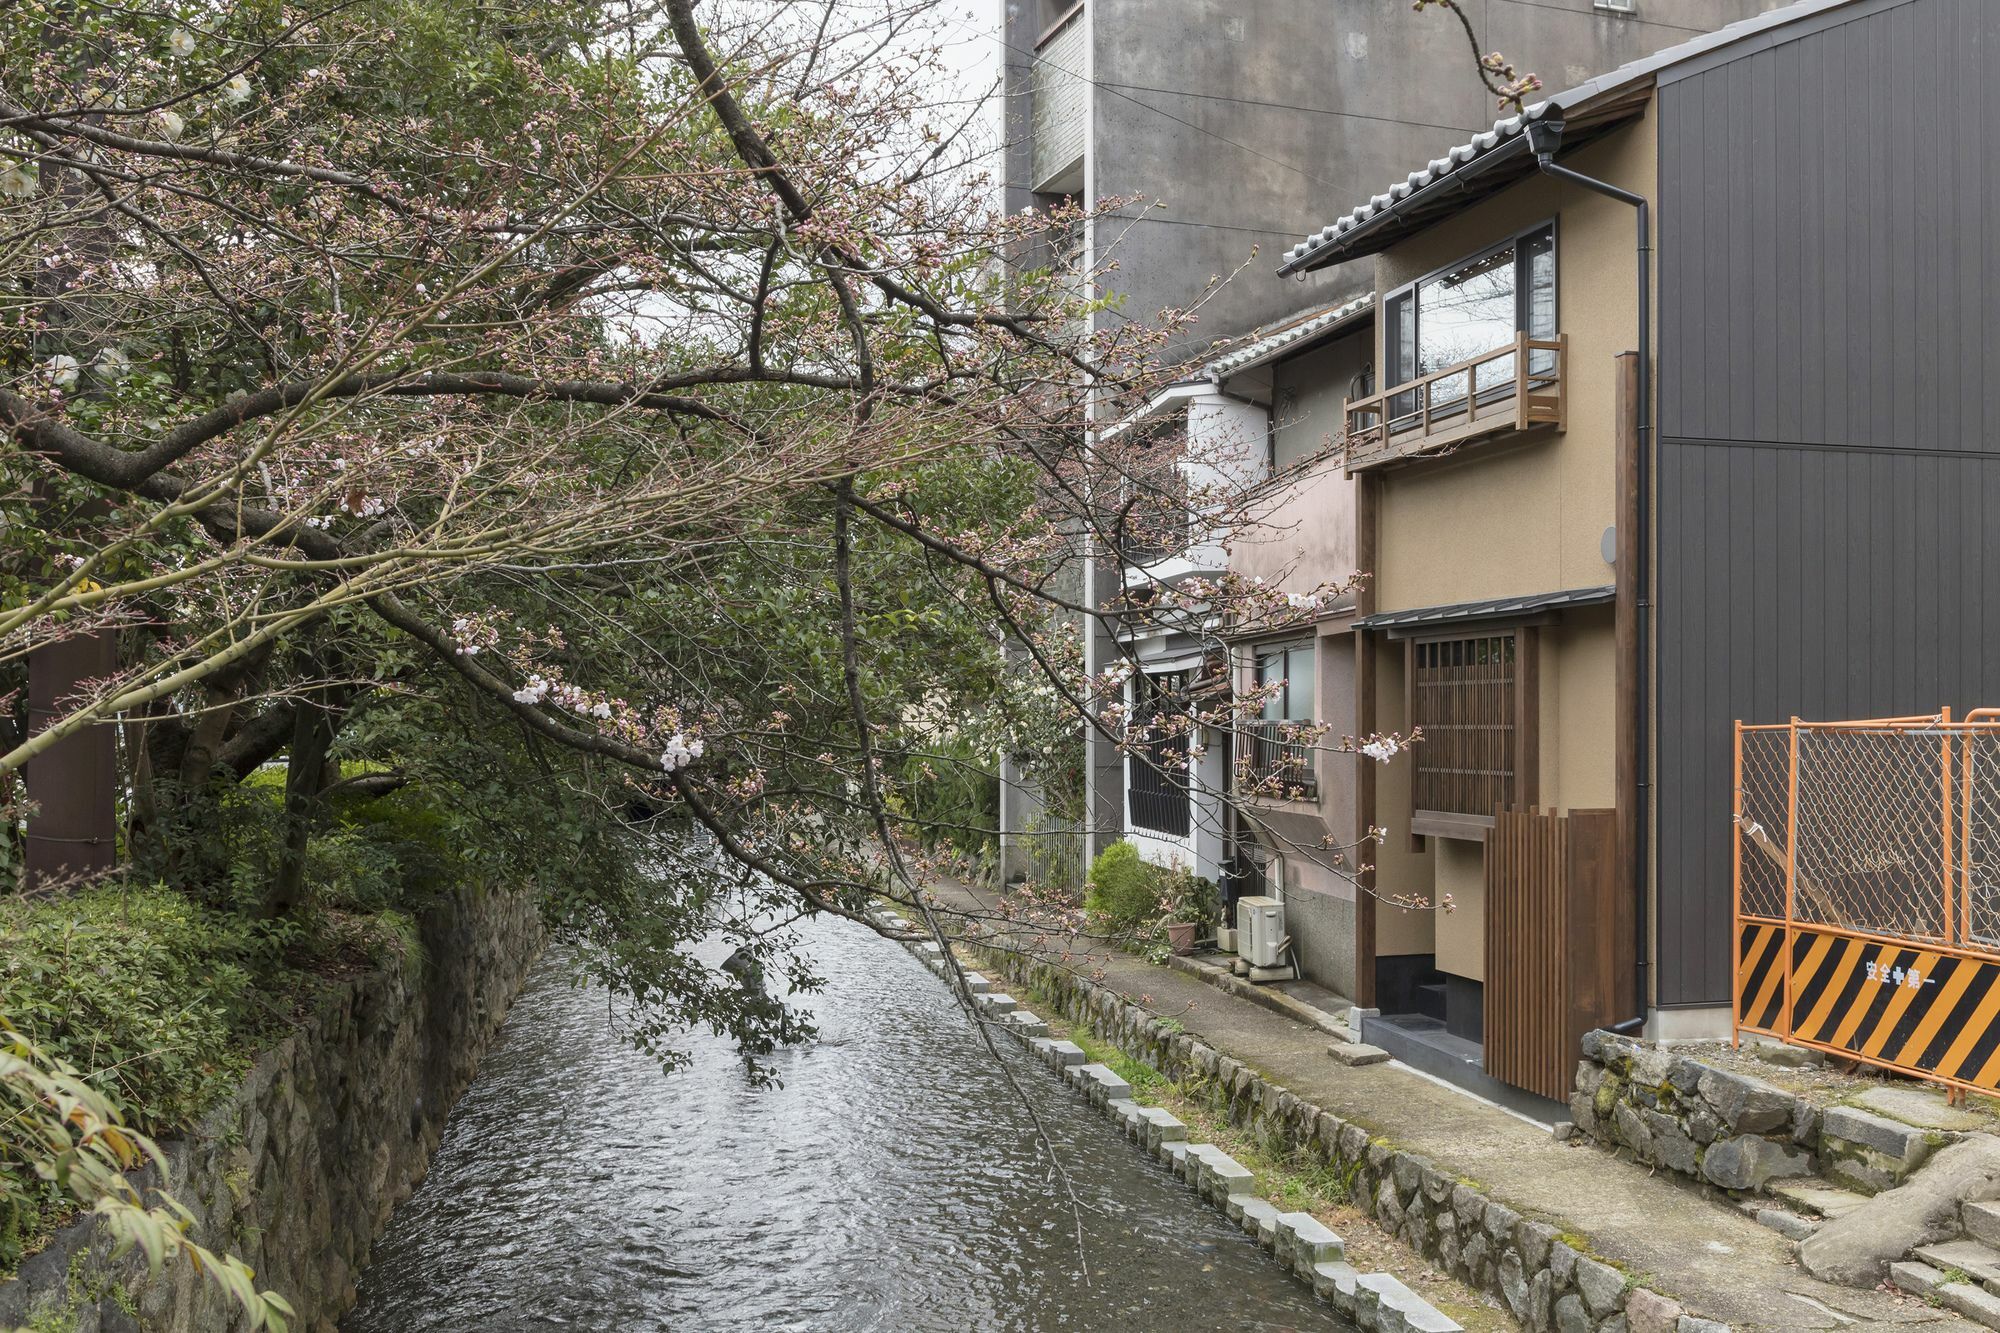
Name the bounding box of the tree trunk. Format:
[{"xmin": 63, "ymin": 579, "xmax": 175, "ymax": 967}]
[{"xmin": 267, "ymin": 687, "xmax": 342, "ymax": 917}]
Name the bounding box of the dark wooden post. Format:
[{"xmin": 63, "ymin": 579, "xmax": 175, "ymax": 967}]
[
  {"xmin": 1614, "ymin": 350, "xmax": 1642, "ymax": 1015},
  {"xmin": 24, "ymin": 631, "xmax": 119, "ymax": 886}
]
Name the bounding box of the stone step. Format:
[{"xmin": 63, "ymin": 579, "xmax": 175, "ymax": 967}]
[
  {"xmin": 1913, "ymin": 1238, "xmax": 2000, "ymax": 1292},
  {"xmin": 1967, "ymin": 1200, "xmax": 2000, "ymax": 1248},
  {"xmin": 1281, "ymin": 1212, "xmax": 1344, "ymax": 1269},
  {"xmin": 1823, "ymin": 1104, "xmax": 1940, "ymax": 1194},
  {"xmin": 1768, "ymin": 1177, "xmax": 1869, "ymax": 1220},
  {"xmin": 1043, "ymin": 1039, "xmax": 1085, "ymax": 1068},
  {"xmin": 1328, "ymin": 1041, "xmax": 1391, "ymax": 1067},
  {"xmin": 1904, "ymin": 1260, "xmax": 2000, "ymax": 1332},
  {"xmin": 1236, "ymin": 1195, "xmax": 1282, "ymax": 1238},
  {"xmin": 1358, "ymin": 1272, "xmax": 1463, "ymax": 1332},
  {"xmin": 1207, "ymin": 1154, "xmax": 1256, "ymax": 1205},
  {"xmin": 959, "ymin": 971, "xmax": 991, "ymax": 994},
  {"xmin": 976, "ymin": 992, "xmax": 1017, "ymax": 1016},
  {"xmin": 1312, "ymin": 1259, "xmax": 1362, "ymax": 1306},
  {"xmin": 1007, "ymin": 1010, "xmax": 1049, "ymax": 1039},
  {"xmin": 1752, "ymin": 1206, "xmax": 1819, "ymax": 1241},
  {"xmin": 1077, "ymin": 1063, "xmax": 1131, "ymax": 1104}
]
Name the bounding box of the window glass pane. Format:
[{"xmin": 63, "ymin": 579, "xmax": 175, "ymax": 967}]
[
  {"xmin": 1418, "ymin": 244, "xmax": 1517, "ymax": 407},
  {"xmin": 1522, "ymin": 225, "xmax": 1557, "ymax": 378},
  {"xmin": 1286, "ymin": 646, "xmax": 1314, "ymax": 721},
  {"xmin": 1386, "ymin": 291, "xmax": 1417, "ymax": 424},
  {"xmin": 1257, "ymin": 652, "xmax": 1282, "ymax": 720}
]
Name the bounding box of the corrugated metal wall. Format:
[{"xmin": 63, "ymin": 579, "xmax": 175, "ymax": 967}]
[{"xmin": 1655, "ymin": 0, "xmax": 2000, "ymax": 1007}]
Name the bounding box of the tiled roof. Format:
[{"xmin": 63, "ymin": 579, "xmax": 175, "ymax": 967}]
[
  {"xmin": 1277, "ymin": 0, "xmax": 1866, "ymax": 275},
  {"xmin": 1201, "ymin": 292, "xmax": 1374, "ymax": 381}
]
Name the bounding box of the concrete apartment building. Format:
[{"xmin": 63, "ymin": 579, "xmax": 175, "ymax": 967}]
[{"xmin": 994, "ymin": 0, "xmax": 1789, "ymax": 988}]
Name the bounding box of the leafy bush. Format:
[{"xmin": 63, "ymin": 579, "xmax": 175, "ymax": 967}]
[
  {"xmin": 895, "ymin": 736, "xmax": 999, "ymax": 862},
  {"xmin": 0, "ymin": 887, "xmax": 273, "ymax": 1137},
  {"xmin": 1, "ymin": 1018, "xmax": 294, "ymax": 1325},
  {"xmin": 1156, "ymin": 867, "xmax": 1221, "ymax": 929},
  {"xmin": 0, "ymin": 885, "xmax": 292, "ymax": 1272},
  {"xmin": 1084, "ymin": 840, "xmax": 1158, "ymax": 929}
]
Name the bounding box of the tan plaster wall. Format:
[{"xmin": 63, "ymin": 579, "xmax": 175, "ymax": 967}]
[
  {"xmin": 1546, "ymin": 607, "xmax": 1618, "ymax": 812},
  {"xmin": 1369, "ymin": 108, "xmax": 1653, "ymax": 616},
  {"xmin": 1272, "ymin": 333, "xmax": 1372, "ymax": 471},
  {"xmin": 1230, "ymin": 456, "xmax": 1360, "ymax": 605},
  {"xmin": 1370, "ymin": 641, "xmax": 1435, "ymax": 958},
  {"xmin": 1433, "ymin": 838, "xmax": 1486, "ymax": 981}
]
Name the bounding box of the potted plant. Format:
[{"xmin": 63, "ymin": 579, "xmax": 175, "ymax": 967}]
[{"xmin": 1155, "ymin": 868, "xmax": 1219, "ymax": 956}]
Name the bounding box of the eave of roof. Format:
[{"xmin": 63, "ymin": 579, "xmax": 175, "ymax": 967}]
[
  {"xmin": 1202, "ymin": 292, "xmax": 1375, "ymax": 382},
  {"xmin": 1277, "ymin": 0, "xmax": 1868, "ymax": 275},
  {"xmin": 1355, "ymin": 585, "xmax": 1614, "ymax": 632}
]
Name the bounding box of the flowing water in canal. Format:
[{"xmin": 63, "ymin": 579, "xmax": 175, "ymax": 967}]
[{"xmin": 344, "ymin": 916, "xmax": 1349, "ymax": 1332}]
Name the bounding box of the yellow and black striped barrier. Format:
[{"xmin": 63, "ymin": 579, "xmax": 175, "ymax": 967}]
[{"xmin": 1736, "ymin": 920, "xmax": 2000, "ymax": 1091}]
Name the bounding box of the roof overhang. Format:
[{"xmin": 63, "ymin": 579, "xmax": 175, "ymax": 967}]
[
  {"xmin": 1276, "ymin": 90, "xmax": 1652, "ymax": 275},
  {"xmin": 1097, "ymin": 378, "xmax": 1215, "ymax": 444},
  {"xmin": 1356, "ymin": 585, "xmax": 1614, "ymax": 636},
  {"xmin": 1277, "ymin": 0, "xmax": 1879, "ymax": 276},
  {"xmin": 1202, "ymin": 292, "xmax": 1376, "ymax": 381}
]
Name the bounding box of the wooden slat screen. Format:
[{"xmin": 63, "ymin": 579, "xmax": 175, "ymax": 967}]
[
  {"xmin": 1484, "ymin": 807, "xmax": 1623, "ymax": 1101},
  {"xmin": 1412, "ymin": 634, "xmax": 1516, "ymax": 818}
]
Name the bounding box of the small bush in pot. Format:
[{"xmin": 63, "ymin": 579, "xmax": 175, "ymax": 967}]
[{"xmin": 1153, "ymin": 868, "xmax": 1219, "ymax": 956}]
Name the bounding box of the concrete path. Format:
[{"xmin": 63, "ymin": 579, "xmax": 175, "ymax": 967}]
[{"xmin": 927, "ymin": 879, "xmax": 1957, "ymax": 1331}]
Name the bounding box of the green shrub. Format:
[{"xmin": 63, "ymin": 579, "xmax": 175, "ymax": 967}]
[
  {"xmin": 1084, "ymin": 840, "xmax": 1160, "ymax": 928},
  {"xmin": 0, "ymin": 886, "xmax": 273, "ymax": 1137},
  {"xmin": 1156, "ymin": 867, "xmax": 1221, "ymax": 929},
  {"xmin": 0, "ymin": 885, "xmax": 293, "ymax": 1270}
]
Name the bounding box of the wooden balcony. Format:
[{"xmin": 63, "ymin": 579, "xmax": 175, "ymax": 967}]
[{"xmin": 1342, "ymin": 333, "xmax": 1566, "ymax": 473}]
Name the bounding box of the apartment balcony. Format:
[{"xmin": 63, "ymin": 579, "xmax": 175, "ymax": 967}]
[
  {"xmin": 1031, "ymin": 4, "xmax": 1086, "ymax": 193},
  {"xmin": 1343, "ymin": 334, "xmax": 1566, "ymax": 473},
  {"xmin": 1121, "ymin": 530, "xmax": 1227, "ymax": 592}
]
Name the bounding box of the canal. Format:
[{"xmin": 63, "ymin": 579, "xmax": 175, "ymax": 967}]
[{"xmin": 344, "ymin": 914, "xmax": 1349, "ymax": 1331}]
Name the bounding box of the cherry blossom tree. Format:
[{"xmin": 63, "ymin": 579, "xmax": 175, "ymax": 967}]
[{"xmin": 0, "ymin": 0, "xmax": 1436, "ymax": 1053}]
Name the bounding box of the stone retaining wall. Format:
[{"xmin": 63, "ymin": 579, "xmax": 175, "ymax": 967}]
[
  {"xmin": 1570, "ymin": 1034, "xmax": 1943, "ymax": 1198},
  {"xmin": 978, "ymin": 949, "xmax": 1729, "ymax": 1333},
  {"xmin": 0, "ymin": 888, "xmax": 543, "ymax": 1333}
]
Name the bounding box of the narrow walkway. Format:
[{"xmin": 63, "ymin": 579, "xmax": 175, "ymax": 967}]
[{"xmin": 927, "ymin": 879, "xmax": 1954, "ymax": 1331}]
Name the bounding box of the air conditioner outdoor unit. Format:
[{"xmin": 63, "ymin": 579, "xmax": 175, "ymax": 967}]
[{"xmin": 1236, "ymin": 896, "xmax": 1287, "ymax": 969}]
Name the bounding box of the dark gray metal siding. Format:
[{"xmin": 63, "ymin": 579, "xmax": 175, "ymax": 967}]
[{"xmin": 1655, "ymin": 0, "xmax": 2000, "ymax": 1008}]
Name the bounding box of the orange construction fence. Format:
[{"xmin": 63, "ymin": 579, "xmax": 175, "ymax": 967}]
[{"xmin": 1733, "ymin": 709, "xmax": 2000, "ymax": 1093}]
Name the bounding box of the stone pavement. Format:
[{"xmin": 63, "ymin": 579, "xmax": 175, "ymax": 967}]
[{"xmin": 926, "ymin": 877, "xmax": 1960, "ymax": 1331}]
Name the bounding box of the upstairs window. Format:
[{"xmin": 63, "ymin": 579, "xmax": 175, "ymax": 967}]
[
  {"xmin": 1129, "ymin": 669, "xmax": 1191, "ymax": 837},
  {"xmin": 1243, "ymin": 642, "xmax": 1316, "ymax": 799},
  {"xmin": 1383, "ymin": 223, "xmax": 1556, "ymax": 420}
]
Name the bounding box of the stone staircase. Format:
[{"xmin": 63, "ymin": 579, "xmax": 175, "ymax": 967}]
[
  {"xmin": 1892, "ymin": 1200, "xmax": 2000, "ymax": 1327},
  {"xmin": 1745, "ymin": 1100, "xmax": 1948, "ymax": 1242}
]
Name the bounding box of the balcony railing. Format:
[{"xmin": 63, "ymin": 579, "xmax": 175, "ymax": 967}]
[
  {"xmin": 1031, "ymin": 4, "xmax": 1086, "ymax": 191},
  {"xmin": 1342, "ymin": 332, "xmax": 1566, "ymax": 473},
  {"xmin": 1240, "ymin": 720, "xmax": 1318, "ymax": 801}
]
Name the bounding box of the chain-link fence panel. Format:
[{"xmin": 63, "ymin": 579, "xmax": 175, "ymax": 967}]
[
  {"xmin": 1792, "ymin": 726, "xmax": 1948, "ymax": 942},
  {"xmin": 1961, "ymin": 728, "xmax": 2000, "ymax": 947},
  {"xmin": 1736, "ymin": 725, "xmax": 1791, "ymax": 920}
]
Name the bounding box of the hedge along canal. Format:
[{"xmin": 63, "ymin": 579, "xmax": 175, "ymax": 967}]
[{"xmin": 343, "ymin": 913, "xmax": 1349, "ymax": 1332}]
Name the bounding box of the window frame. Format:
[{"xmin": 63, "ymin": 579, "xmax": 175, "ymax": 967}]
[
  {"xmin": 1381, "ymin": 218, "xmax": 1559, "ymax": 417},
  {"xmin": 1241, "ymin": 639, "xmax": 1318, "ymax": 802},
  {"xmin": 1127, "ymin": 668, "xmax": 1192, "ymax": 838},
  {"xmin": 1402, "ymin": 624, "xmax": 1540, "ymax": 842}
]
